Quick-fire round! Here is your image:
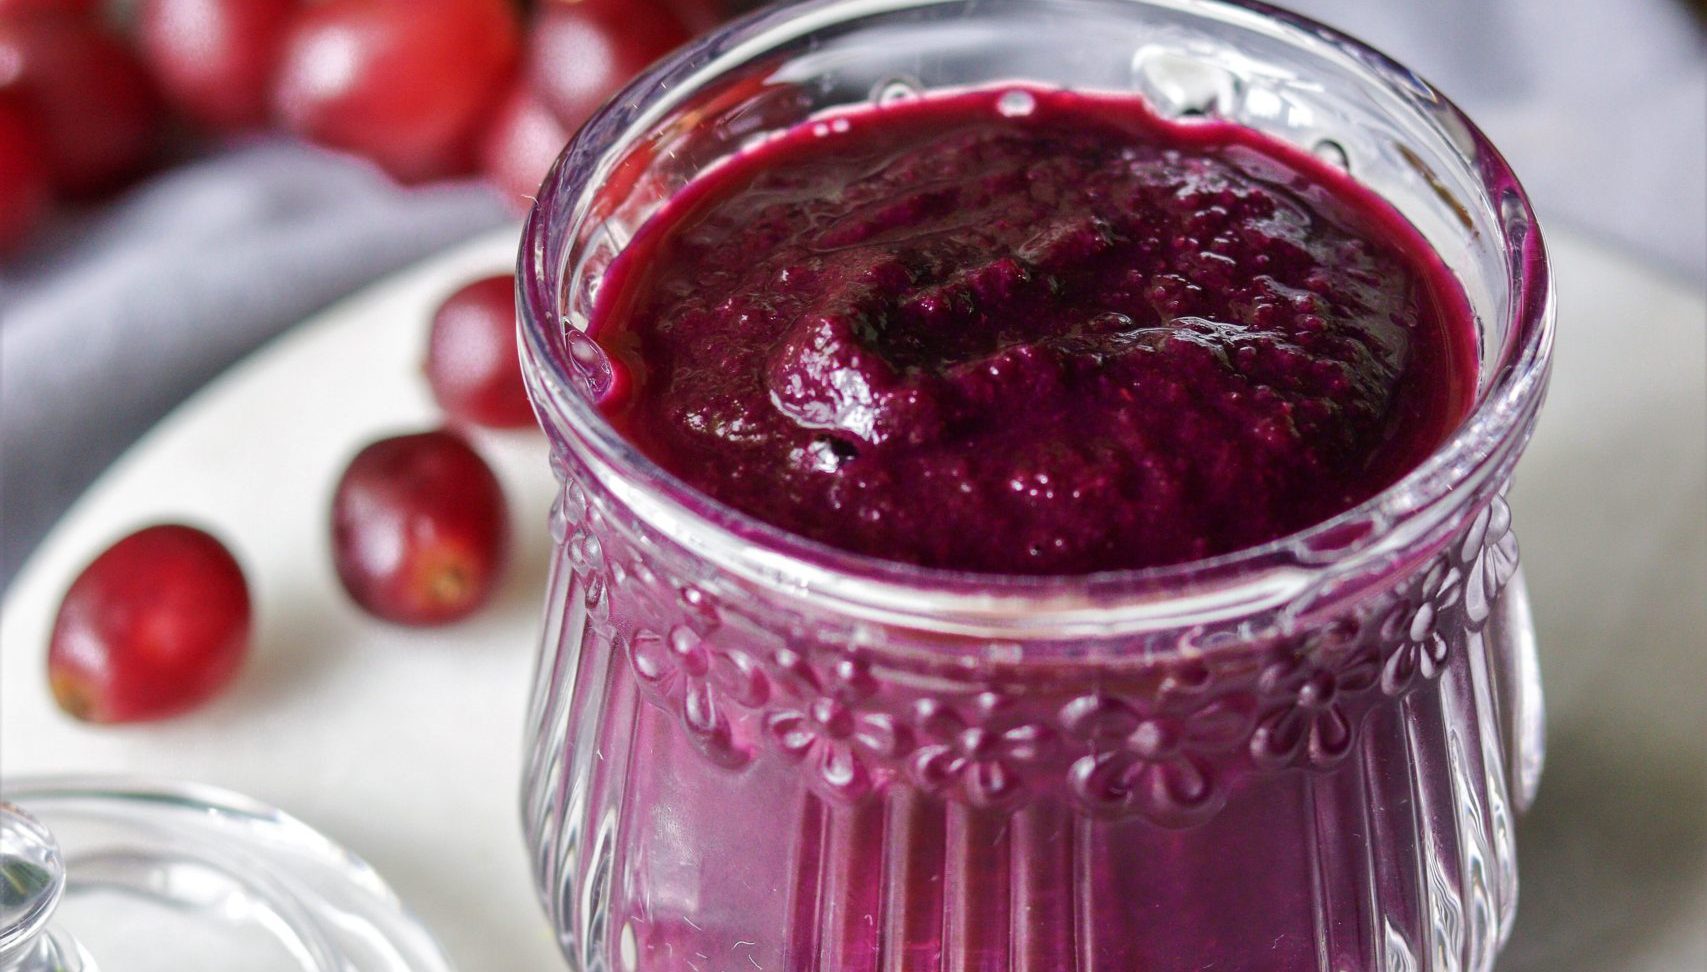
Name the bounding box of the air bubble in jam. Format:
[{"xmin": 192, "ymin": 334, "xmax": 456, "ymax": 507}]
[
  {"xmin": 997, "ymin": 89, "xmax": 1037, "ymax": 118},
  {"xmin": 875, "ymin": 77, "xmax": 923, "ymax": 106}
]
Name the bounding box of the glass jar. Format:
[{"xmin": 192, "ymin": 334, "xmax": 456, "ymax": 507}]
[{"xmin": 516, "ymin": 2, "xmax": 1554, "ymax": 970}]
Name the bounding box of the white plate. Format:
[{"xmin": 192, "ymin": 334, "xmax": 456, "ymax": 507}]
[
  {"xmin": 3, "ymin": 226, "xmax": 1703, "ymax": 971},
  {"xmin": 1, "ymin": 226, "xmax": 562, "ymax": 968}
]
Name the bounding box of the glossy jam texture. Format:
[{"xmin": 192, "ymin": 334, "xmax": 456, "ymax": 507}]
[{"xmin": 589, "ymin": 86, "xmax": 1477, "ymax": 573}]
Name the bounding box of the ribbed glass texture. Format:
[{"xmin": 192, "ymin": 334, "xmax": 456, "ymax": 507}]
[{"xmin": 518, "ymin": 3, "xmax": 1554, "ymax": 970}]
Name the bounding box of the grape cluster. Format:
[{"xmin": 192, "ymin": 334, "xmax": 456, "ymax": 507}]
[{"xmin": 0, "ymin": 0, "xmax": 745, "ymax": 254}]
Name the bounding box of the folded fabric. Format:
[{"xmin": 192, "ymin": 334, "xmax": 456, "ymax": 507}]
[{"xmin": 0, "ymin": 139, "xmax": 507, "ymax": 586}]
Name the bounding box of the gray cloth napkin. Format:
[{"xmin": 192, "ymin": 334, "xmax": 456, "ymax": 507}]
[
  {"xmin": 0, "ymin": 139, "xmax": 508, "ymax": 586},
  {"xmin": 2, "ymin": 0, "xmax": 1704, "ymax": 592}
]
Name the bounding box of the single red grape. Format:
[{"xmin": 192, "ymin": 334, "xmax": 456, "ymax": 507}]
[
  {"xmin": 0, "ymin": 95, "xmax": 52, "ymax": 255},
  {"xmin": 138, "ymin": 0, "xmax": 299, "ymax": 132},
  {"xmin": 426, "ymin": 274, "xmax": 537, "ymax": 429},
  {"xmin": 528, "ymin": 0, "xmax": 689, "ymax": 134},
  {"xmin": 0, "ymin": 14, "xmax": 163, "ymax": 196},
  {"xmin": 0, "ymin": 0, "xmax": 100, "ymax": 16},
  {"xmin": 48, "ymin": 525, "xmax": 252, "ymax": 724},
  {"xmin": 273, "ymin": 0, "xmax": 520, "ymax": 182},
  {"xmin": 478, "ymin": 80, "xmax": 569, "ymax": 213},
  {"xmin": 331, "ymin": 430, "xmax": 510, "ymax": 626}
]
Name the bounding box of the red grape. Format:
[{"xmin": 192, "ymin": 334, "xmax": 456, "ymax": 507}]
[
  {"xmin": 139, "ymin": 0, "xmax": 299, "ymax": 132},
  {"xmin": 426, "ymin": 274, "xmax": 537, "ymax": 429},
  {"xmin": 272, "ymin": 0, "xmax": 520, "ymax": 182},
  {"xmin": 331, "ymin": 430, "xmax": 510, "ymax": 626},
  {"xmin": 528, "ymin": 0, "xmax": 689, "ymax": 134},
  {"xmin": 478, "ymin": 79, "xmax": 569, "ymax": 212},
  {"xmin": 0, "ymin": 95, "xmax": 51, "ymax": 254},
  {"xmin": 0, "ymin": 14, "xmax": 163, "ymax": 196},
  {"xmin": 0, "ymin": 0, "xmax": 99, "ymax": 16},
  {"xmin": 48, "ymin": 525, "xmax": 252, "ymax": 724}
]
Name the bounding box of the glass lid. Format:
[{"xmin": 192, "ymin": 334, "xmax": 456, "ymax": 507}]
[{"xmin": 0, "ymin": 777, "xmax": 453, "ymax": 972}]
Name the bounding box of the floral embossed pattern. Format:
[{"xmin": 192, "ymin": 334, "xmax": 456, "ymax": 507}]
[
  {"xmin": 569, "ymin": 466, "xmax": 1522, "ymax": 819},
  {"xmin": 910, "ymin": 693, "xmax": 1054, "ymax": 811},
  {"xmin": 1462, "ymin": 495, "xmax": 1520, "ymax": 625},
  {"xmin": 1250, "ymin": 633, "xmax": 1381, "ymax": 770},
  {"xmin": 1378, "ymin": 560, "xmax": 1462, "ymax": 696},
  {"xmin": 630, "ymin": 625, "xmax": 769, "ymax": 768},
  {"xmin": 1063, "ymin": 691, "xmax": 1255, "ymax": 826},
  {"xmin": 762, "ymin": 652, "xmax": 909, "ymax": 802}
]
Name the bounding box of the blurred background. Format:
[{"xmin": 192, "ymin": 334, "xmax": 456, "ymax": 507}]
[
  {"xmin": 4, "ymin": 0, "xmax": 1702, "ymax": 585},
  {"xmin": 3, "ymin": 0, "xmax": 1703, "ymax": 580},
  {"xmin": 2, "ymin": 0, "xmax": 1704, "ymax": 969}
]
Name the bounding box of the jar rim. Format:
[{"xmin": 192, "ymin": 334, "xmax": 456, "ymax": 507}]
[{"xmin": 518, "ymin": 0, "xmax": 1554, "ymax": 639}]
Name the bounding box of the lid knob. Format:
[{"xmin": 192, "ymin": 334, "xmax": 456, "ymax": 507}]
[{"xmin": 0, "ymin": 803, "xmax": 95, "ymax": 972}]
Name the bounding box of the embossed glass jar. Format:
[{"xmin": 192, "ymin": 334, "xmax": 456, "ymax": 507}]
[{"xmin": 517, "ymin": 2, "xmax": 1554, "ymax": 970}]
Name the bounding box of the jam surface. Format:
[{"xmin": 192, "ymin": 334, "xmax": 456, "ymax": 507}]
[{"xmin": 590, "ymin": 86, "xmax": 1477, "ymax": 574}]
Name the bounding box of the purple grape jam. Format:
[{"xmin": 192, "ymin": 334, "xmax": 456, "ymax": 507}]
[{"xmin": 590, "ymin": 85, "xmax": 1477, "ymax": 573}]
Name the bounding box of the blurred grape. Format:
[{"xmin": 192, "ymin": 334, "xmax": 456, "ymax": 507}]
[
  {"xmin": 0, "ymin": 94, "xmax": 52, "ymax": 253},
  {"xmin": 139, "ymin": 0, "xmax": 300, "ymax": 131},
  {"xmin": 426, "ymin": 273, "xmax": 537, "ymax": 429},
  {"xmin": 273, "ymin": 0, "xmax": 521, "ymax": 181},
  {"xmin": 528, "ymin": 0, "xmax": 689, "ymax": 134},
  {"xmin": 0, "ymin": 14, "xmax": 164, "ymax": 196},
  {"xmin": 479, "ymin": 78, "xmax": 571, "ymax": 211},
  {"xmin": 0, "ymin": 0, "xmax": 99, "ymax": 17}
]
